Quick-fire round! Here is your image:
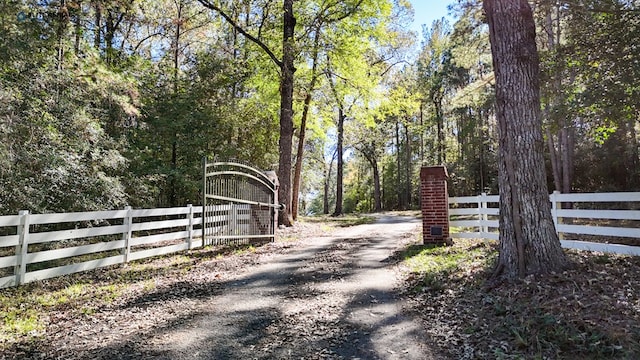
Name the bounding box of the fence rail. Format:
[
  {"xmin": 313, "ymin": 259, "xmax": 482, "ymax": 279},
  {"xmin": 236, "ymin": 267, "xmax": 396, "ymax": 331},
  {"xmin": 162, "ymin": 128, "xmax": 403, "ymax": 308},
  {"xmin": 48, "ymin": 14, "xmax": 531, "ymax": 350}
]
[
  {"xmin": 3, "ymin": 191, "xmax": 638, "ymax": 289},
  {"xmin": 449, "ymin": 191, "xmax": 640, "ymax": 256},
  {"xmin": 0, "ymin": 204, "xmax": 265, "ymax": 289}
]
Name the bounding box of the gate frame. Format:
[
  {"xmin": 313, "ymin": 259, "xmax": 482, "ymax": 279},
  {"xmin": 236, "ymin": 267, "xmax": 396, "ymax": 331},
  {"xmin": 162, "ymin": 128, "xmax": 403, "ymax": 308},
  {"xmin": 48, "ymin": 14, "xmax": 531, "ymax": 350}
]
[{"xmin": 202, "ymin": 159, "xmax": 280, "ymax": 245}]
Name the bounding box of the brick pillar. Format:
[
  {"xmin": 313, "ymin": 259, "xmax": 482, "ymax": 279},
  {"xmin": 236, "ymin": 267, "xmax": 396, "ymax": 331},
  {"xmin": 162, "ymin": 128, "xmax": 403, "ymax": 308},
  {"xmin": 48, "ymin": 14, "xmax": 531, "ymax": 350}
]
[{"xmin": 420, "ymin": 166, "xmax": 451, "ymax": 245}]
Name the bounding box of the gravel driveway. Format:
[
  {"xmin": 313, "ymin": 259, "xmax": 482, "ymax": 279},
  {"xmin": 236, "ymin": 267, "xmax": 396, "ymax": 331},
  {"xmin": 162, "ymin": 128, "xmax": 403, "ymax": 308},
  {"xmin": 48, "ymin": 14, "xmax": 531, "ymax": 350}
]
[{"xmin": 21, "ymin": 214, "xmax": 442, "ymax": 359}]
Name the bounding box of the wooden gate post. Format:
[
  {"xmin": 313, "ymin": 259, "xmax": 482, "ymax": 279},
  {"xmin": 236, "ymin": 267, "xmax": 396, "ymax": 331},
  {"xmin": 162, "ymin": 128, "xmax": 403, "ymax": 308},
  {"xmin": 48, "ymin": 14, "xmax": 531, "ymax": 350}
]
[{"xmin": 420, "ymin": 166, "xmax": 452, "ymax": 245}]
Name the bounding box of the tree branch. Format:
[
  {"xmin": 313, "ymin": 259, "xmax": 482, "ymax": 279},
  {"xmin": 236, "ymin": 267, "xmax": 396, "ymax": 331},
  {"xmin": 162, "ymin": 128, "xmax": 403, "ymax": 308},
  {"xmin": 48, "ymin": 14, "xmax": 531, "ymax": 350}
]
[
  {"xmin": 324, "ymin": 0, "xmax": 366, "ymax": 23},
  {"xmin": 197, "ymin": 0, "xmax": 283, "ymax": 69}
]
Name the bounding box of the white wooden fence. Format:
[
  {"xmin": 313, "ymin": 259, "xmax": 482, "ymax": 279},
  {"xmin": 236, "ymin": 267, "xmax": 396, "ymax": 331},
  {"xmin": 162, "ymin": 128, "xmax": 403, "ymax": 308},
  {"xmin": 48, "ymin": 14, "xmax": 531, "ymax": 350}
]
[
  {"xmin": 0, "ymin": 204, "xmax": 256, "ymax": 289},
  {"xmin": 449, "ymin": 191, "xmax": 640, "ymax": 256}
]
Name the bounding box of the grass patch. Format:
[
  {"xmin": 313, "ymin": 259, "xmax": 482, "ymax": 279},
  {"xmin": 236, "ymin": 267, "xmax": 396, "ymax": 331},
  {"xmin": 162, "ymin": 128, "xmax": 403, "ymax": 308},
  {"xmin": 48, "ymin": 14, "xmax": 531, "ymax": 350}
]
[
  {"xmin": 0, "ymin": 282, "xmax": 124, "ymax": 342},
  {"xmin": 302, "ymin": 214, "xmax": 376, "ymax": 227},
  {"xmin": 0, "ymin": 237, "xmax": 278, "ymax": 352},
  {"xmin": 402, "ymin": 239, "xmax": 496, "ymax": 291},
  {"xmin": 400, "ymin": 239, "xmax": 640, "ymax": 359}
]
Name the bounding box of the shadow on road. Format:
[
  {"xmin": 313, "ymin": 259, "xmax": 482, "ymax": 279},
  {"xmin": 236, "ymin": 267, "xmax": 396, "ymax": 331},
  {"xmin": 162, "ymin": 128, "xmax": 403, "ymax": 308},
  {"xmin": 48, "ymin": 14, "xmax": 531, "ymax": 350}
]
[{"xmin": 19, "ymin": 214, "xmax": 443, "ymax": 359}]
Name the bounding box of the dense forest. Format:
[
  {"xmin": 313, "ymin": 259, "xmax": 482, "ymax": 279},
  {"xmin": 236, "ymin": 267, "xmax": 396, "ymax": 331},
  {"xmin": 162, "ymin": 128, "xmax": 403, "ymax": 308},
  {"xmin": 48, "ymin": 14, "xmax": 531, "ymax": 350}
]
[{"xmin": 0, "ymin": 0, "xmax": 638, "ymax": 218}]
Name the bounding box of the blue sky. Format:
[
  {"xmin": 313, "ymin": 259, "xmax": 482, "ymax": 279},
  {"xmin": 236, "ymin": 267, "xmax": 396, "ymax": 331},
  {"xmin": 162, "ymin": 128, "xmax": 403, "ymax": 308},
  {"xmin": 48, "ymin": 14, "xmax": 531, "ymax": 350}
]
[{"xmin": 407, "ymin": 0, "xmax": 454, "ymax": 36}]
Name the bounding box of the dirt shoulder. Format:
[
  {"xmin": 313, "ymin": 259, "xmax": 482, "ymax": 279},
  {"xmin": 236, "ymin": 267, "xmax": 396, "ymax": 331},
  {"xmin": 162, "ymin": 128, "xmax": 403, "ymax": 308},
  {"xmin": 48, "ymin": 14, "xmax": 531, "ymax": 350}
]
[{"xmin": 1, "ymin": 214, "xmax": 441, "ymax": 359}]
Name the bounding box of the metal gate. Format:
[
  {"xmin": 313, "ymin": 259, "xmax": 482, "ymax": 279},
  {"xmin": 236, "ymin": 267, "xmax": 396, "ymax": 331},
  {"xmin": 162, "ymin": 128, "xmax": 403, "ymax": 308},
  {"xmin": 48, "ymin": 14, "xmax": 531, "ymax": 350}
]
[{"xmin": 202, "ymin": 160, "xmax": 280, "ymax": 245}]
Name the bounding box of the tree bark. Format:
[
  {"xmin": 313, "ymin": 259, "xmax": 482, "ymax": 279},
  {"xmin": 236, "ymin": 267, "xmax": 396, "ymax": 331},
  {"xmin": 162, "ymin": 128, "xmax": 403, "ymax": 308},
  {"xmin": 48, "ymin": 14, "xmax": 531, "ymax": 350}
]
[
  {"xmin": 484, "ymin": 0, "xmax": 568, "ymax": 281},
  {"xmin": 292, "ymin": 93, "xmax": 309, "ymax": 220},
  {"xmin": 419, "ymin": 102, "xmax": 425, "ymax": 163},
  {"xmin": 323, "ymin": 154, "xmax": 335, "ymax": 215},
  {"xmin": 94, "ymin": 2, "xmax": 101, "ymax": 50},
  {"xmin": 435, "ymin": 100, "xmax": 445, "ymax": 164},
  {"xmin": 277, "ymin": 0, "xmax": 295, "ymax": 226},
  {"xmin": 395, "ymin": 120, "xmax": 402, "ymax": 209},
  {"xmin": 292, "ymin": 30, "xmax": 321, "ymax": 220},
  {"xmin": 546, "ymin": 126, "xmax": 562, "ymax": 192},
  {"xmin": 561, "ymin": 127, "xmax": 573, "ymax": 194},
  {"xmin": 372, "ymin": 159, "xmax": 381, "ymax": 212},
  {"xmin": 333, "ymin": 108, "xmax": 344, "ymax": 216},
  {"xmin": 360, "ymin": 150, "xmax": 382, "ymax": 212},
  {"xmin": 56, "ymin": 0, "xmax": 69, "ymax": 71},
  {"xmin": 404, "ymin": 121, "xmax": 411, "ymax": 207}
]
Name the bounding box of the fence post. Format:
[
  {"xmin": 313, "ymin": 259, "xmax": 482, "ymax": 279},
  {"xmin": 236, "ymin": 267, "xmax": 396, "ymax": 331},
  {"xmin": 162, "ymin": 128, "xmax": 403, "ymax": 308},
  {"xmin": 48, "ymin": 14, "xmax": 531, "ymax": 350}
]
[
  {"xmin": 122, "ymin": 206, "xmax": 133, "ymax": 263},
  {"xmin": 186, "ymin": 204, "xmax": 194, "ymax": 250},
  {"xmin": 550, "ymin": 191, "xmax": 563, "ymax": 240},
  {"xmin": 15, "ymin": 210, "xmax": 30, "ymax": 286},
  {"xmin": 480, "ymin": 193, "xmax": 488, "ymax": 239},
  {"xmin": 230, "ymin": 204, "xmax": 238, "ymax": 235}
]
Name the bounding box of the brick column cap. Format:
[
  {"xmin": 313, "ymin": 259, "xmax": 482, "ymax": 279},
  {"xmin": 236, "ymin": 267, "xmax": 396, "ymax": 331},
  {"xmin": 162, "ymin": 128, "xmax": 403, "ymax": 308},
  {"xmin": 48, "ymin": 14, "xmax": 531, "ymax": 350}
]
[{"xmin": 420, "ymin": 165, "xmax": 448, "ymax": 179}]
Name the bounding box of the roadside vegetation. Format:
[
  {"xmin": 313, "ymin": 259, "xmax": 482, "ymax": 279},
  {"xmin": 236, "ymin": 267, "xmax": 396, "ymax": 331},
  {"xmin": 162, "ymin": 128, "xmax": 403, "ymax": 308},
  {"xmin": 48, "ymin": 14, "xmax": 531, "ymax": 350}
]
[
  {"xmin": 0, "ymin": 241, "xmax": 266, "ymax": 350},
  {"xmin": 2, "ymin": 219, "xmax": 639, "ymax": 359},
  {"xmin": 400, "ymin": 239, "xmax": 640, "ymax": 359}
]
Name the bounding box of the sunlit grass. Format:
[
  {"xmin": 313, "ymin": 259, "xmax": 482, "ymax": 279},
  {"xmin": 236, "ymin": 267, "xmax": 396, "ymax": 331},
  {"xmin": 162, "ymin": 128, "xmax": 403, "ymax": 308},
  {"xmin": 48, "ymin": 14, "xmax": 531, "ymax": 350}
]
[
  {"xmin": 401, "ymin": 238, "xmax": 496, "ymax": 290},
  {"xmin": 0, "ymin": 282, "xmax": 123, "ymax": 341},
  {"xmin": 301, "ymin": 214, "xmax": 376, "ymax": 227}
]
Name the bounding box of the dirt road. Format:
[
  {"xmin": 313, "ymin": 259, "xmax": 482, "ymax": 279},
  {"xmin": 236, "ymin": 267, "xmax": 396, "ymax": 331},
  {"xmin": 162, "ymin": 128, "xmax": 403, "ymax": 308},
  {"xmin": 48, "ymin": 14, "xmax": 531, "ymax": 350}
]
[{"xmin": 29, "ymin": 214, "xmax": 442, "ymax": 359}]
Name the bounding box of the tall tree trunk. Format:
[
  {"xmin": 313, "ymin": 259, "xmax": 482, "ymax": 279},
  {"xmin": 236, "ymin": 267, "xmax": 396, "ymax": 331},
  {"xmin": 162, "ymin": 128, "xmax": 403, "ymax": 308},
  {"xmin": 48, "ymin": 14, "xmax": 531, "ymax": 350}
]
[
  {"xmin": 323, "ymin": 155, "xmax": 334, "ymax": 215},
  {"xmin": 543, "ymin": 5, "xmax": 561, "ymax": 193},
  {"xmin": 543, "ymin": 2, "xmax": 575, "ymax": 195},
  {"xmin": 420, "ymin": 102, "xmax": 425, "ymax": 163},
  {"xmin": 435, "ymin": 101, "xmax": 445, "ymax": 164},
  {"xmin": 196, "ymin": 0, "xmax": 295, "ymax": 224},
  {"xmin": 372, "ymin": 159, "xmax": 381, "ymax": 212},
  {"xmin": 292, "ymin": 94, "xmax": 309, "ymax": 220},
  {"xmin": 630, "ymin": 115, "xmax": 639, "ymax": 188},
  {"xmin": 105, "ymin": 11, "xmax": 115, "ymax": 64},
  {"xmin": 277, "ymin": 0, "xmax": 295, "ymax": 226},
  {"xmin": 56, "ymin": 0, "xmax": 69, "ymax": 71},
  {"xmin": 362, "ymin": 151, "xmax": 382, "ymax": 212},
  {"xmin": 479, "ymin": 111, "xmax": 486, "ymax": 192},
  {"xmin": 169, "ymin": 1, "xmax": 184, "ymax": 207},
  {"xmin": 561, "ymin": 127, "xmax": 573, "ymax": 194},
  {"xmin": 94, "ymin": 1, "xmax": 101, "ymax": 50},
  {"xmin": 484, "ymin": 0, "xmax": 568, "ymax": 281},
  {"xmin": 404, "ymin": 122, "xmax": 411, "ymax": 207},
  {"xmin": 333, "ymin": 108, "xmax": 344, "ymax": 216},
  {"xmin": 73, "ymin": 2, "xmax": 82, "ymax": 55},
  {"xmin": 546, "ymin": 126, "xmax": 562, "ymax": 192},
  {"xmin": 292, "ymin": 30, "xmax": 321, "ymax": 220},
  {"xmin": 395, "ymin": 120, "xmax": 402, "ymax": 209}
]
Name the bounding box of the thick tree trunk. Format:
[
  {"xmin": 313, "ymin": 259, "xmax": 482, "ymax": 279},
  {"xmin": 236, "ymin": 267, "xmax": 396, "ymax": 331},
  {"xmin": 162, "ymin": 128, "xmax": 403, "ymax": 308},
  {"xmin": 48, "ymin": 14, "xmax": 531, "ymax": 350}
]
[
  {"xmin": 277, "ymin": 0, "xmax": 295, "ymax": 226},
  {"xmin": 333, "ymin": 108, "xmax": 344, "ymax": 216},
  {"xmin": 484, "ymin": 0, "xmax": 568, "ymax": 280}
]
